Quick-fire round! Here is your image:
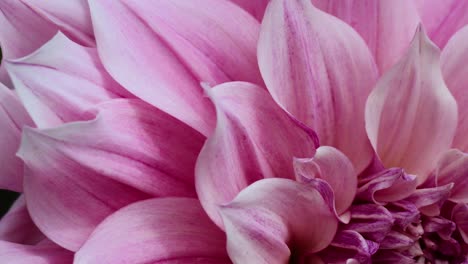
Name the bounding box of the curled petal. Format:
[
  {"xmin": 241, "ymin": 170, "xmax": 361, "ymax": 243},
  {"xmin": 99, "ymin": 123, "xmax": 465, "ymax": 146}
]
[
  {"xmin": 229, "ymin": 0, "xmax": 269, "ymax": 21},
  {"xmin": 75, "ymin": 198, "xmax": 230, "ymax": 264},
  {"xmin": 0, "ymin": 196, "xmax": 44, "ymax": 245},
  {"xmin": 356, "ymin": 168, "xmax": 417, "ymax": 204},
  {"xmin": 219, "ymin": 178, "xmax": 338, "ymax": 264},
  {"xmin": 423, "ymin": 216, "xmax": 456, "ymax": 240},
  {"xmin": 196, "ymin": 82, "xmax": 317, "ymax": 227},
  {"xmin": 258, "ymin": 0, "xmax": 378, "ymax": 173},
  {"xmin": 6, "ymin": 33, "xmax": 127, "ymax": 128},
  {"xmin": 347, "ymin": 204, "xmax": 394, "ymax": 243},
  {"xmin": 18, "ymin": 99, "xmax": 204, "ymax": 251},
  {"xmin": 312, "ymin": 0, "xmax": 420, "ymax": 73},
  {"xmin": 88, "ymin": 0, "xmax": 216, "ymax": 135},
  {"xmin": 19, "ymin": 0, "xmax": 94, "ymax": 46},
  {"xmin": 379, "ymin": 231, "xmax": 416, "ymax": 250},
  {"xmin": 319, "ymin": 230, "xmax": 377, "ymax": 264},
  {"xmin": 0, "ymin": 241, "xmax": 72, "ymax": 264},
  {"xmin": 404, "ymin": 184, "xmax": 454, "ymax": 216},
  {"xmin": 294, "ymin": 146, "xmax": 357, "ymax": 214},
  {"xmin": 432, "ymin": 149, "xmax": 468, "ymax": 203},
  {"xmin": 452, "ymin": 203, "xmax": 468, "ymax": 243},
  {"xmin": 441, "ymin": 26, "xmax": 468, "ymax": 152},
  {"xmin": 414, "ymin": 0, "xmax": 468, "ymax": 48},
  {"xmin": 0, "ymin": 84, "xmax": 34, "ymax": 191},
  {"xmin": 385, "ymin": 201, "xmax": 420, "ymax": 229},
  {"xmin": 365, "ymin": 26, "xmax": 458, "ymax": 184}
]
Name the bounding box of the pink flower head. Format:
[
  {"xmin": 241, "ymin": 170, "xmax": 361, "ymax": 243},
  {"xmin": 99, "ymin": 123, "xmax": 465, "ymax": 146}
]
[{"xmin": 0, "ymin": 0, "xmax": 467, "ymax": 263}]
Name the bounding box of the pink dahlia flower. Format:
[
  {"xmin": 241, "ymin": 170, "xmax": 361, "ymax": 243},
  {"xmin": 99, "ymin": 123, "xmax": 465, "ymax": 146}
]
[{"xmin": 0, "ymin": 0, "xmax": 467, "ymax": 263}]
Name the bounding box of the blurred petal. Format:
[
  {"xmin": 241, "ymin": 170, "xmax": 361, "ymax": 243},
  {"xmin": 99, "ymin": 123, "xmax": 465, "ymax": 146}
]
[
  {"xmin": 365, "ymin": 26, "xmax": 458, "ymax": 183},
  {"xmin": 0, "ymin": 196, "xmax": 44, "ymax": 245},
  {"xmin": 122, "ymin": 0, "xmax": 263, "ymax": 86},
  {"xmin": 312, "ymin": 0, "xmax": 420, "ymax": 73},
  {"xmin": 75, "ymin": 198, "xmax": 230, "ymax": 264},
  {"xmin": 19, "ymin": 99, "xmax": 204, "ymax": 251},
  {"xmin": 0, "ymin": 241, "xmax": 72, "ymax": 264},
  {"xmin": 219, "ymin": 178, "xmax": 338, "ymax": 263},
  {"xmin": 195, "ymin": 82, "xmax": 317, "ymax": 227},
  {"xmin": 433, "ymin": 149, "xmax": 468, "ymax": 203},
  {"xmin": 441, "ymin": 25, "xmax": 468, "ymax": 152},
  {"xmin": 452, "ymin": 203, "xmax": 468, "ymax": 243},
  {"xmin": 6, "ymin": 33, "xmax": 128, "ymax": 128},
  {"xmin": 258, "ymin": 0, "xmax": 378, "ymax": 173},
  {"xmin": 414, "ymin": 0, "xmax": 468, "ymax": 47},
  {"xmin": 294, "ymin": 146, "xmax": 357, "ymax": 214},
  {"xmin": 0, "ymin": 84, "xmax": 34, "ymax": 192},
  {"xmin": 88, "ymin": 0, "xmax": 215, "ymax": 135},
  {"xmin": 19, "ymin": 0, "xmax": 94, "ymax": 46},
  {"xmin": 0, "ymin": 0, "xmax": 56, "ymax": 85},
  {"xmin": 229, "ymin": 0, "xmax": 269, "ymax": 21}
]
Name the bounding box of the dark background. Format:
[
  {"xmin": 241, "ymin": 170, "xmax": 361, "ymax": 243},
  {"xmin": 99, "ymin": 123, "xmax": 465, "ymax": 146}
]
[{"xmin": 0, "ymin": 190, "xmax": 19, "ymax": 218}]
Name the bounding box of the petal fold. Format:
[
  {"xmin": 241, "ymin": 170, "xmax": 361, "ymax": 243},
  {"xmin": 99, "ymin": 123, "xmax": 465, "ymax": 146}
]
[
  {"xmin": 258, "ymin": 0, "xmax": 378, "ymax": 172},
  {"xmin": 75, "ymin": 198, "xmax": 230, "ymax": 264},
  {"xmin": 0, "ymin": 84, "xmax": 34, "ymax": 191},
  {"xmin": 229, "ymin": 0, "xmax": 269, "ymax": 21},
  {"xmin": 6, "ymin": 32, "xmax": 127, "ymax": 128},
  {"xmin": 18, "ymin": 99, "xmax": 204, "ymax": 251},
  {"xmin": 365, "ymin": 26, "xmax": 458, "ymax": 183},
  {"xmin": 195, "ymin": 82, "xmax": 317, "ymax": 227},
  {"xmin": 432, "ymin": 149, "xmax": 468, "ymax": 203},
  {"xmin": 219, "ymin": 178, "xmax": 338, "ymax": 264},
  {"xmin": 0, "ymin": 241, "xmax": 72, "ymax": 264}
]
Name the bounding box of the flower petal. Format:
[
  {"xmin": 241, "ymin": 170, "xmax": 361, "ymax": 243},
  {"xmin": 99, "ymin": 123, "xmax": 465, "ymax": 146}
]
[
  {"xmin": 75, "ymin": 198, "xmax": 230, "ymax": 264},
  {"xmin": 414, "ymin": 0, "xmax": 468, "ymax": 48},
  {"xmin": 0, "ymin": 0, "xmax": 56, "ymax": 85},
  {"xmin": 432, "ymin": 149, "xmax": 468, "ymax": 203},
  {"xmin": 0, "ymin": 241, "xmax": 72, "ymax": 264},
  {"xmin": 365, "ymin": 26, "xmax": 458, "ymax": 184},
  {"xmin": 258, "ymin": 0, "xmax": 378, "ymax": 173},
  {"xmin": 121, "ymin": 0, "xmax": 263, "ymax": 86},
  {"xmin": 294, "ymin": 146, "xmax": 357, "ymax": 214},
  {"xmin": 404, "ymin": 184, "xmax": 453, "ymax": 216},
  {"xmin": 18, "ymin": 99, "xmax": 204, "ymax": 251},
  {"xmin": 441, "ymin": 25, "xmax": 468, "ymax": 152},
  {"xmin": 229, "ymin": 0, "xmax": 269, "ymax": 21},
  {"xmin": 0, "ymin": 196, "xmax": 44, "ymax": 245},
  {"xmin": 195, "ymin": 82, "xmax": 317, "ymax": 227},
  {"xmin": 452, "ymin": 203, "xmax": 468, "ymax": 243},
  {"xmin": 5, "ymin": 32, "xmax": 128, "ymax": 128},
  {"xmin": 19, "ymin": 0, "xmax": 94, "ymax": 46},
  {"xmin": 312, "ymin": 0, "xmax": 420, "ymax": 73},
  {"xmin": 88, "ymin": 0, "xmax": 215, "ymax": 135},
  {"xmin": 0, "ymin": 84, "xmax": 34, "ymax": 192},
  {"xmin": 219, "ymin": 178, "xmax": 338, "ymax": 263},
  {"xmin": 319, "ymin": 230, "xmax": 376, "ymax": 264}
]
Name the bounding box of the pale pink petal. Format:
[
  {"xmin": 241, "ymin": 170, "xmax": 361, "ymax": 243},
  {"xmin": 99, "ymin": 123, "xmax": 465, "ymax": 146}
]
[
  {"xmin": 258, "ymin": 0, "xmax": 378, "ymax": 173},
  {"xmin": 195, "ymin": 82, "xmax": 317, "ymax": 227},
  {"xmin": 5, "ymin": 33, "xmax": 128, "ymax": 128},
  {"xmin": 452, "ymin": 203, "xmax": 468, "ymax": 243},
  {"xmin": 433, "ymin": 149, "xmax": 468, "ymax": 203},
  {"xmin": 0, "ymin": 196, "xmax": 44, "ymax": 245},
  {"xmin": 441, "ymin": 25, "xmax": 468, "ymax": 152},
  {"xmin": 405, "ymin": 184, "xmax": 453, "ymax": 216},
  {"xmin": 365, "ymin": 26, "xmax": 458, "ymax": 184},
  {"xmin": 88, "ymin": 0, "xmax": 215, "ymax": 135},
  {"xmin": 0, "ymin": 84, "xmax": 34, "ymax": 192},
  {"xmin": 19, "ymin": 0, "xmax": 94, "ymax": 46},
  {"xmin": 0, "ymin": 241, "xmax": 72, "ymax": 264},
  {"xmin": 18, "ymin": 99, "xmax": 204, "ymax": 251},
  {"xmin": 122, "ymin": 0, "xmax": 263, "ymax": 86},
  {"xmin": 294, "ymin": 146, "xmax": 357, "ymax": 214},
  {"xmin": 414, "ymin": 0, "xmax": 468, "ymax": 48},
  {"xmin": 312, "ymin": 0, "xmax": 420, "ymax": 73},
  {"xmin": 229, "ymin": 0, "xmax": 269, "ymax": 21},
  {"xmin": 0, "ymin": 0, "xmax": 56, "ymax": 86},
  {"xmin": 75, "ymin": 198, "xmax": 230, "ymax": 264},
  {"xmin": 219, "ymin": 178, "xmax": 338, "ymax": 263}
]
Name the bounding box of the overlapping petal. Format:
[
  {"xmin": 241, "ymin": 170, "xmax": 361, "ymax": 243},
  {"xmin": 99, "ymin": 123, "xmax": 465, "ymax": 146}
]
[
  {"xmin": 18, "ymin": 99, "xmax": 205, "ymax": 251},
  {"xmin": 452, "ymin": 203, "xmax": 468, "ymax": 243},
  {"xmin": 414, "ymin": 0, "xmax": 468, "ymax": 48},
  {"xmin": 75, "ymin": 198, "xmax": 230, "ymax": 264},
  {"xmin": 432, "ymin": 149, "xmax": 468, "ymax": 203},
  {"xmin": 229, "ymin": 0, "xmax": 269, "ymax": 21},
  {"xmin": 294, "ymin": 146, "xmax": 357, "ymax": 214},
  {"xmin": 219, "ymin": 178, "xmax": 338, "ymax": 264},
  {"xmin": 6, "ymin": 33, "xmax": 128, "ymax": 128},
  {"xmin": 0, "ymin": 84, "xmax": 34, "ymax": 192},
  {"xmin": 258, "ymin": 0, "xmax": 378, "ymax": 173},
  {"xmin": 365, "ymin": 26, "xmax": 458, "ymax": 184},
  {"xmin": 0, "ymin": 241, "xmax": 72, "ymax": 264},
  {"xmin": 312, "ymin": 0, "xmax": 420, "ymax": 73},
  {"xmin": 19, "ymin": 0, "xmax": 94, "ymax": 46},
  {"xmin": 441, "ymin": 25, "xmax": 468, "ymax": 152},
  {"xmin": 195, "ymin": 82, "xmax": 317, "ymax": 227}
]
